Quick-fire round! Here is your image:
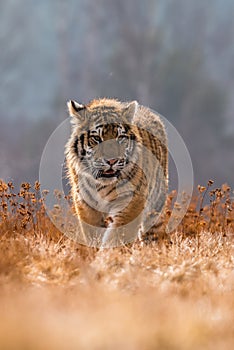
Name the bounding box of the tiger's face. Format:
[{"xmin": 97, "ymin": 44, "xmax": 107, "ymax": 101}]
[
  {"xmin": 78, "ymin": 123, "xmax": 136, "ymax": 179},
  {"xmin": 66, "ymin": 99, "xmax": 140, "ymax": 182}
]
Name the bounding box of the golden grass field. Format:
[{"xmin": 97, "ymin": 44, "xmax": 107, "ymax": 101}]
[{"xmin": 0, "ymin": 180, "xmax": 233, "ymax": 350}]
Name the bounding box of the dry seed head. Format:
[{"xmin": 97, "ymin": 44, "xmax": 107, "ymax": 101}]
[
  {"xmin": 7, "ymin": 181, "xmax": 14, "ymax": 189},
  {"xmin": 0, "ymin": 181, "xmax": 8, "ymax": 192},
  {"xmin": 42, "ymin": 190, "xmax": 49, "ymax": 195},
  {"xmin": 198, "ymin": 185, "xmax": 206, "ymax": 192},
  {"xmin": 1, "ymin": 202, "xmax": 8, "ymax": 210},
  {"xmin": 34, "ymin": 181, "xmax": 40, "ymax": 191},
  {"xmin": 19, "ymin": 191, "xmax": 26, "ymax": 198},
  {"xmin": 222, "ymin": 183, "xmax": 230, "ymax": 192},
  {"xmin": 21, "ymin": 182, "xmax": 31, "ymax": 190}
]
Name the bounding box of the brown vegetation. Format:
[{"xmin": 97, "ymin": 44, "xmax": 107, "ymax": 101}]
[{"xmin": 0, "ymin": 180, "xmax": 233, "ymax": 349}]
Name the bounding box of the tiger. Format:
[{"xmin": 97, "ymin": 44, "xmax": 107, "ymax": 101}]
[{"xmin": 65, "ymin": 98, "xmax": 168, "ymax": 247}]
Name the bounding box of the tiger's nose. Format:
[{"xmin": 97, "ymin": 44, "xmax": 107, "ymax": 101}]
[{"xmin": 106, "ymin": 158, "xmax": 118, "ymax": 166}]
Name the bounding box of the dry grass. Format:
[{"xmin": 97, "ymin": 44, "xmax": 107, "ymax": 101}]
[{"xmin": 0, "ymin": 180, "xmax": 234, "ymax": 350}]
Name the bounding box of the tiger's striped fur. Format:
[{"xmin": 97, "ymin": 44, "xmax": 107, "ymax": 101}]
[{"xmin": 65, "ymin": 98, "xmax": 168, "ymax": 246}]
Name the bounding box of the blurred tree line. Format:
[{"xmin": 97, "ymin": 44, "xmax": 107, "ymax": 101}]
[{"xmin": 0, "ymin": 0, "xmax": 233, "ymax": 188}]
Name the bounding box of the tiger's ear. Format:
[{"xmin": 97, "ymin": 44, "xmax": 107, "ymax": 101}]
[
  {"xmin": 123, "ymin": 101, "xmax": 138, "ymax": 122},
  {"xmin": 67, "ymin": 100, "xmax": 86, "ymax": 122}
]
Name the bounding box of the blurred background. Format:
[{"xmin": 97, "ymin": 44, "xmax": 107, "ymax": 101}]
[{"xmin": 0, "ymin": 0, "xmax": 233, "ymax": 189}]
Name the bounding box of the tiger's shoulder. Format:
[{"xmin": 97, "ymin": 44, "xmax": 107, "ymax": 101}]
[{"xmin": 133, "ymin": 104, "xmax": 167, "ymax": 144}]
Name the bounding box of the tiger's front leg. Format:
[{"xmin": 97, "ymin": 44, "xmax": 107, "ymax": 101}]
[
  {"xmin": 101, "ymin": 196, "xmax": 145, "ymax": 247},
  {"xmin": 101, "ymin": 219, "xmax": 130, "ymax": 248}
]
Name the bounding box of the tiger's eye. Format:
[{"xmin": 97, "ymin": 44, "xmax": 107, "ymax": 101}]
[
  {"xmin": 118, "ymin": 135, "xmax": 128, "ymax": 143},
  {"xmin": 91, "ymin": 135, "xmax": 102, "ymax": 143}
]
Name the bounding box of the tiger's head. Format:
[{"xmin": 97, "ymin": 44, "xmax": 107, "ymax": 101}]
[{"xmin": 66, "ymin": 99, "xmax": 140, "ymax": 182}]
